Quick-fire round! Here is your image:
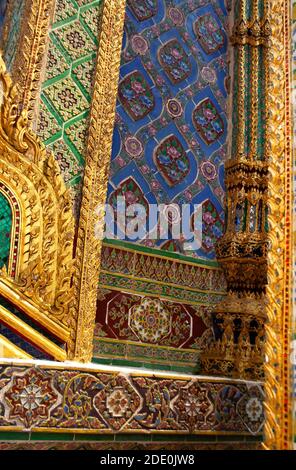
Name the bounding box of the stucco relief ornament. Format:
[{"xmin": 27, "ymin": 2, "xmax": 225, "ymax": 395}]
[
  {"xmin": 168, "ymin": 7, "xmax": 184, "ymax": 26},
  {"xmin": 201, "ymin": 66, "xmax": 216, "ymax": 84},
  {"xmin": 124, "ymin": 136, "xmax": 143, "ymax": 158},
  {"xmin": 201, "ymin": 161, "xmax": 217, "ymax": 180},
  {"xmin": 131, "ymin": 35, "xmax": 149, "ymax": 55},
  {"xmin": 166, "ymin": 98, "xmax": 183, "ymax": 118}
]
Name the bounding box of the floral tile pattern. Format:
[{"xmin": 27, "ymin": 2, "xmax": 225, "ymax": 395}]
[
  {"xmin": 193, "ymin": 97, "xmax": 224, "ymax": 145},
  {"xmin": 108, "ymin": 0, "xmax": 228, "ymax": 259},
  {"xmin": 0, "ymin": 364, "xmax": 264, "ymax": 434},
  {"xmin": 159, "ymin": 39, "xmax": 192, "ymax": 84},
  {"xmin": 154, "ymin": 135, "xmax": 190, "ymax": 186},
  {"xmin": 194, "ymin": 13, "xmax": 225, "ymax": 55},
  {"xmin": 118, "ymin": 71, "xmax": 155, "ymax": 121},
  {"xmin": 127, "ymin": 0, "xmax": 158, "ymax": 22}
]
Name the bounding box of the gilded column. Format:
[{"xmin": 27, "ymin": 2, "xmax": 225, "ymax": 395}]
[
  {"xmin": 69, "ymin": 0, "xmax": 126, "ymax": 361},
  {"xmin": 263, "ymin": 0, "xmax": 293, "ymax": 450},
  {"xmin": 201, "ymin": 0, "xmax": 270, "ymax": 380}
]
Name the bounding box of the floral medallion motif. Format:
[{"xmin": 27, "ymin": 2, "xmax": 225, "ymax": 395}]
[
  {"xmin": 168, "ymin": 7, "xmax": 184, "ymax": 26},
  {"xmin": 129, "ymin": 297, "xmax": 171, "ymax": 343},
  {"xmin": 127, "ymin": 0, "xmax": 157, "ymax": 22},
  {"xmin": 193, "ymin": 98, "xmax": 224, "ymax": 145},
  {"xmin": 131, "ymin": 35, "xmax": 149, "ymax": 55},
  {"xmin": 201, "ymin": 66, "xmax": 216, "ymax": 84},
  {"xmin": 106, "ymin": 388, "xmax": 130, "ymax": 418},
  {"xmin": 124, "ymin": 136, "xmax": 143, "ymax": 157},
  {"xmin": 237, "ymin": 385, "xmax": 264, "ymax": 434},
  {"xmin": 154, "ymin": 135, "xmax": 190, "ymax": 186},
  {"xmin": 4, "ymin": 369, "xmax": 58, "ymax": 429},
  {"xmin": 200, "ymin": 161, "xmax": 217, "ymax": 180},
  {"xmin": 94, "ymin": 376, "xmax": 141, "ymax": 430},
  {"xmin": 118, "ymin": 71, "xmax": 155, "ymax": 121},
  {"xmin": 174, "ymin": 383, "xmax": 214, "ymax": 432},
  {"xmin": 166, "ymin": 98, "xmax": 183, "ymax": 118},
  {"xmin": 194, "ymin": 14, "xmax": 225, "ymax": 55},
  {"xmin": 158, "ymin": 39, "xmax": 191, "ymax": 84}
]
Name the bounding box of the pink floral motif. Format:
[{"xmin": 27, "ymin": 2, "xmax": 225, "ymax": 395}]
[
  {"xmin": 167, "ymin": 146, "xmax": 181, "ymax": 159},
  {"xmin": 131, "ymin": 80, "xmax": 145, "ymax": 93},
  {"xmin": 148, "ymin": 126, "xmax": 157, "ymax": 136},
  {"xmin": 141, "ymin": 165, "xmax": 150, "ymax": 174},
  {"xmin": 117, "ymin": 157, "xmax": 126, "ymax": 167},
  {"xmin": 168, "ymin": 7, "xmax": 184, "ymax": 26},
  {"xmin": 125, "ymin": 190, "xmax": 139, "ymax": 205},
  {"xmin": 171, "ymin": 48, "xmax": 182, "ymax": 60},
  {"xmin": 203, "ymin": 212, "xmax": 215, "ymax": 224},
  {"xmin": 151, "ymin": 180, "xmax": 161, "ymax": 190},
  {"xmin": 184, "ymin": 190, "xmax": 193, "ymax": 201}
]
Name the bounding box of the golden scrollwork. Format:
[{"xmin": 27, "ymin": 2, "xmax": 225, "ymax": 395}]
[
  {"xmin": 1, "ymin": 0, "xmax": 55, "ymax": 122},
  {"xmin": 0, "ymin": 53, "xmax": 75, "ymax": 357},
  {"xmin": 69, "ymin": 0, "xmax": 127, "ymax": 362},
  {"xmin": 263, "ymin": 0, "xmax": 293, "ymax": 451}
]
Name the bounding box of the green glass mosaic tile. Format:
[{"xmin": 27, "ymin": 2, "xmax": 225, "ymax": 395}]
[
  {"xmin": 43, "ymin": 76, "xmax": 89, "ymax": 122},
  {"xmin": 47, "ymin": 138, "xmax": 84, "ymax": 184},
  {"xmin": 231, "ymin": 47, "xmax": 239, "ymax": 156},
  {"xmin": 43, "ymin": 40, "xmax": 69, "ymax": 84},
  {"xmin": 80, "ymin": 2, "xmax": 102, "ymax": 40},
  {"xmin": 0, "ymin": 193, "xmax": 12, "ymax": 270},
  {"xmin": 53, "ymin": 0, "xmax": 78, "ymax": 25},
  {"xmin": 37, "ymin": 0, "xmax": 103, "ymax": 198},
  {"xmin": 65, "ymin": 115, "xmax": 89, "ymax": 156},
  {"xmin": 245, "ymin": 45, "xmax": 252, "ymax": 155},
  {"xmin": 37, "ymin": 100, "xmax": 61, "ymax": 142},
  {"xmin": 53, "ymin": 20, "xmax": 96, "ymax": 62},
  {"xmin": 257, "ymin": 46, "xmax": 265, "ymax": 161},
  {"xmin": 72, "ymin": 56, "xmax": 96, "ymax": 97}
]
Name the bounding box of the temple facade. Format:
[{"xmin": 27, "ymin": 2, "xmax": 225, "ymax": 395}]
[{"xmin": 0, "ymin": 0, "xmax": 293, "ymax": 450}]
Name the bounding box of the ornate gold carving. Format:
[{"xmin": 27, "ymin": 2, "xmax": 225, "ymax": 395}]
[
  {"xmin": 201, "ymin": 0, "xmax": 269, "ymax": 380},
  {"xmin": 0, "ymin": 54, "xmax": 75, "ymax": 357},
  {"xmin": 2, "ymin": 0, "xmax": 55, "ymax": 122},
  {"xmin": 70, "ymin": 0, "xmax": 127, "ymax": 361},
  {"xmin": 263, "ymin": 0, "xmax": 293, "ymax": 450},
  {"xmin": 231, "ymin": 0, "xmax": 270, "ymax": 48},
  {"xmin": 202, "ymin": 292, "xmax": 265, "ymax": 380}
]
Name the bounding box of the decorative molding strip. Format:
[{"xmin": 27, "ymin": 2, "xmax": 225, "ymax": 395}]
[
  {"xmin": 0, "ymin": 362, "xmax": 264, "ymax": 435},
  {"xmin": 263, "ymin": 0, "xmax": 293, "ymax": 450},
  {"xmin": 71, "ymin": 0, "xmax": 126, "ymax": 362},
  {"xmin": 0, "ymin": 442, "xmax": 262, "ymax": 450},
  {"xmin": 99, "ymin": 241, "xmax": 227, "ymax": 304},
  {"xmin": 4, "ymin": 0, "xmax": 56, "ymax": 122}
]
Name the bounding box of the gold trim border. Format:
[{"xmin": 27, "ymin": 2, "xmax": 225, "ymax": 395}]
[
  {"xmin": 71, "ymin": 0, "xmax": 127, "ymax": 362},
  {"xmin": 263, "ymin": 0, "xmax": 293, "ymax": 450}
]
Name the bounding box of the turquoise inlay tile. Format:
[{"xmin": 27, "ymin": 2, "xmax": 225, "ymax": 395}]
[{"xmin": 0, "ymin": 192, "xmax": 12, "ymax": 270}]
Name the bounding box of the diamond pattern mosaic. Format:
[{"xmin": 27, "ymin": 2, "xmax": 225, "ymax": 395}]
[
  {"xmin": 107, "ymin": 0, "xmax": 228, "ymax": 260},
  {"xmin": 37, "ymin": 0, "xmax": 103, "ymax": 194},
  {"xmin": 0, "ymin": 192, "xmax": 12, "ymax": 270}
]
